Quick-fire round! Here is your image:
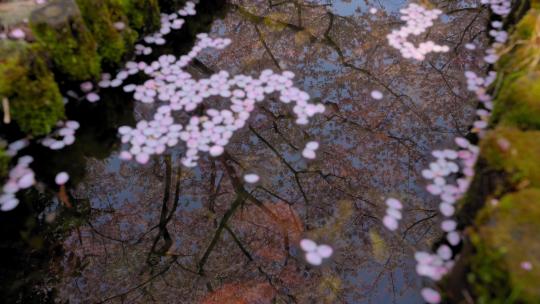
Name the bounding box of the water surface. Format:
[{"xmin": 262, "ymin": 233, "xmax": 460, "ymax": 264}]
[{"xmin": 0, "ymin": 1, "xmax": 490, "ymax": 303}]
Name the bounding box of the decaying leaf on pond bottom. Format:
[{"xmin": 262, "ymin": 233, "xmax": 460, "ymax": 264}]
[
  {"xmin": 369, "ymin": 230, "xmax": 389, "ymax": 264},
  {"xmin": 201, "ymin": 282, "xmax": 276, "ymax": 304},
  {"xmin": 234, "ymin": 201, "xmax": 303, "ymax": 262}
]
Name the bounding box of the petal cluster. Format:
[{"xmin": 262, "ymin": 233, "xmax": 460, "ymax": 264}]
[
  {"xmin": 117, "ymin": 38, "xmax": 325, "ymax": 166},
  {"xmin": 382, "ymin": 198, "xmax": 402, "ymax": 231},
  {"xmin": 40, "ymin": 120, "xmax": 79, "ymax": 150},
  {"xmin": 412, "ymin": 3, "xmax": 511, "ymax": 300},
  {"xmin": 415, "ymin": 250, "xmax": 454, "ymax": 281},
  {"xmin": 386, "ymin": 4, "xmax": 449, "ymax": 60},
  {"xmin": 481, "ymin": 0, "xmax": 511, "ymax": 16},
  {"xmin": 300, "ymin": 238, "xmax": 333, "ymax": 266},
  {"xmin": 302, "ymin": 141, "xmax": 319, "ymax": 159},
  {"xmin": 0, "ymin": 156, "xmax": 35, "ymax": 211}
]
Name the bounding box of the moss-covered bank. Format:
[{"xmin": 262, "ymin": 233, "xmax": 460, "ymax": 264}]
[
  {"xmin": 0, "ymin": 0, "xmax": 162, "ymax": 140},
  {"xmin": 444, "ymin": 1, "xmax": 540, "ymax": 303},
  {"xmin": 0, "ymin": 41, "xmax": 64, "ymax": 136}
]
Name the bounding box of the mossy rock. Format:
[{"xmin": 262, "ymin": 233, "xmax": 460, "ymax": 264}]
[
  {"xmin": 496, "ymin": 10, "xmax": 540, "ymax": 74},
  {"xmin": 0, "ymin": 41, "xmax": 64, "ymax": 136},
  {"xmin": 468, "ymin": 189, "xmax": 540, "ymax": 303},
  {"xmin": 29, "ymin": 0, "xmax": 101, "ymax": 81},
  {"xmin": 492, "ymin": 71, "xmax": 540, "ymax": 130},
  {"xmin": 75, "ymin": 0, "xmax": 137, "ymax": 67},
  {"xmin": 112, "ymin": 0, "xmax": 160, "ymax": 34},
  {"xmin": 481, "ymin": 127, "xmax": 540, "ymax": 187}
]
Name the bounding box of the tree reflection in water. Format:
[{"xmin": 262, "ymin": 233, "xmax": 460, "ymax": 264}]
[{"xmin": 46, "ymin": 1, "xmax": 490, "ymax": 303}]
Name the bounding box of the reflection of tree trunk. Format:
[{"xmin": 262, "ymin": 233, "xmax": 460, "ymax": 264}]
[
  {"xmin": 146, "ymin": 155, "xmax": 182, "ymax": 265},
  {"xmin": 254, "ymin": 24, "xmax": 282, "ymax": 70},
  {"xmin": 249, "ymin": 125, "xmax": 310, "ymax": 206},
  {"xmin": 197, "ymin": 153, "xmax": 294, "ymax": 275},
  {"xmin": 98, "ymin": 257, "xmax": 178, "ymax": 303},
  {"xmin": 197, "ymin": 192, "xmax": 247, "ymax": 274},
  {"xmin": 208, "ymin": 160, "xmax": 223, "ymax": 229}
]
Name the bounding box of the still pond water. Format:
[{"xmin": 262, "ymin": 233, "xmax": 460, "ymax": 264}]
[{"xmin": 1, "ymin": 0, "xmax": 489, "ymax": 303}]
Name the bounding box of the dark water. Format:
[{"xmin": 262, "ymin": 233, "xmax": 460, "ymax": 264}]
[{"xmin": 0, "ymin": 0, "xmax": 489, "ymax": 303}]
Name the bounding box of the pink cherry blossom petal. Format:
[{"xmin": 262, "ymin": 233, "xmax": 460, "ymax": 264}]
[
  {"xmin": 55, "ymin": 172, "xmax": 69, "ymax": 185},
  {"xmin": 421, "ymin": 288, "xmax": 441, "ymax": 304},
  {"xmin": 300, "ymin": 239, "xmax": 317, "ymax": 252},
  {"xmin": 305, "ymin": 252, "xmax": 323, "ymax": 265},
  {"xmin": 316, "ymin": 244, "xmax": 333, "ymax": 258},
  {"xmin": 383, "ymin": 215, "xmax": 398, "ymax": 231}
]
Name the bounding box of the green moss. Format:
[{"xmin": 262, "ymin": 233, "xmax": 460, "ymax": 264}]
[
  {"xmin": 75, "ymin": 0, "xmax": 137, "ymax": 67},
  {"xmin": 469, "ymin": 189, "xmax": 540, "ymax": 303},
  {"xmin": 512, "ymin": 10, "xmax": 538, "ymax": 40},
  {"xmin": 0, "ymin": 41, "xmax": 64, "ymax": 136},
  {"xmin": 492, "ymin": 10, "xmax": 540, "ymax": 130},
  {"xmin": 496, "ymin": 10, "xmax": 540, "ymax": 74},
  {"xmin": 492, "ymin": 71, "xmax": 540, "ymax": 130},
  {"xmin": 112, "ymin": 0, "xmax": 160, "ymax": 33},
  {"xmin": 446, "ymin": 4, "xmax": 540, "ymax": 304},
  {"xmin": 29, "ymin": 0, "xmax": 101, "ymax": 81},
  {"xmin": 0, "ymin": 148, "xmax": 9, "ymax": 178},
  {"xmin": 481, "ymin": 127, "xmax": 540, "ymax": 187}
]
